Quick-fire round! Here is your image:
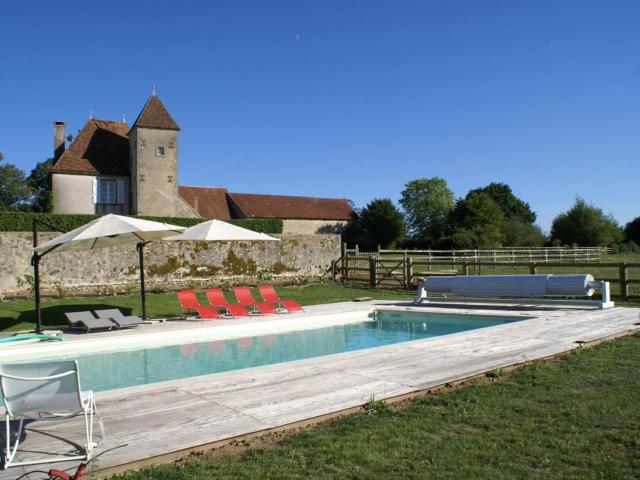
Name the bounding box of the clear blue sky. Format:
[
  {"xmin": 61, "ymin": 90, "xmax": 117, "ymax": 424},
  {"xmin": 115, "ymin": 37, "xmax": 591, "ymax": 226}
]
[{"xmin": 1, "ymin": 0, "xmax": 638, "ymax": 231}]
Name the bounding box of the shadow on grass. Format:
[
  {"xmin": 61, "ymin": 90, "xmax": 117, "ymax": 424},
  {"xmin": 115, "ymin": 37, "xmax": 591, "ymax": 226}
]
[{"xmin": 9, "ymin": 304, "xmax": 136, "ymax": 331}]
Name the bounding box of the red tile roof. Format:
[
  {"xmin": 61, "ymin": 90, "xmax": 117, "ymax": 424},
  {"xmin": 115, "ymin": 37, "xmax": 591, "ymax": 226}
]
[
  {"xmin": 51, "ymin": 119, "xmax": 130, "ymax": 176},
  {"xmin": 130, "ymin": 95, "xmax": 180, "ymax": 131},
  {"xmin": 228, "ymin": 192, "xmax": 352, "ymax": 220},
  {"xmin": 178, "ymin": 185, "xmax": 232, "ymax": 219}
]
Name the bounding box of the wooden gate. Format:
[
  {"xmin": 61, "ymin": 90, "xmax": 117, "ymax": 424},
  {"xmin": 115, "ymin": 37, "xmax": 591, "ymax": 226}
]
[{"xmin": 374, "ymin": 258, "xmax": 406, "ymax": 288}]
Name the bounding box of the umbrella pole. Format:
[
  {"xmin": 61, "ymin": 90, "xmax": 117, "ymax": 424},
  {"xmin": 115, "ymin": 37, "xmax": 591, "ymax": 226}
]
[
  {"xmin": 32, "ymin": 219, "xmax": 43, "ymax": 333},
  {"xmin": 138, "ymin": 242, "xmax": 148, "ymax": 320}
]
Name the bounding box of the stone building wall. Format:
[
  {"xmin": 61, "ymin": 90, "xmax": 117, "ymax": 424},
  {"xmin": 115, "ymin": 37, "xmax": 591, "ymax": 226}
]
[{"xmin": 0, "ymin": 233, "xmax": 341, "ymax": 297}]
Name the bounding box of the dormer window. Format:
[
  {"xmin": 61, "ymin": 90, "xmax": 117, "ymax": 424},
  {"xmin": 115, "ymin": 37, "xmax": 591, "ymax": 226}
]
[{"xmin": 156, "ymin": 145, "xmax": 166, "ymax": 157}]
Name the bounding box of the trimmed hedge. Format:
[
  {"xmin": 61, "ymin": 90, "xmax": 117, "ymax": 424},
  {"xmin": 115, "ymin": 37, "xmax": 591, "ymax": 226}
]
[{"xmin": 0, "ymin": 211, "xmax": 283, "ymax": 234}]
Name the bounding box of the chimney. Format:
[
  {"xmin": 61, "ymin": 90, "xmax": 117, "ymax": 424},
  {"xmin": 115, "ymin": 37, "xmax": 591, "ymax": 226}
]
[{"xmin": 53, "ymin": 121, "xmax": 66, "ymax": 161}]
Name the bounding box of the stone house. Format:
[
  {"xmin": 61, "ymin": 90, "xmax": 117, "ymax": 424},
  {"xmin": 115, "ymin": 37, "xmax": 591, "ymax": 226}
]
[{"xmin": 50, "ymin": 94, "xmax": 352, "ymax": 234}]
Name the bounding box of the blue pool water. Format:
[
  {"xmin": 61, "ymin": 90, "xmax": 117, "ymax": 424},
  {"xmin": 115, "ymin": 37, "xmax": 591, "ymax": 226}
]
[{"xmin": 68, "ymin": 310, "xmax": 526, "ymax": 392}]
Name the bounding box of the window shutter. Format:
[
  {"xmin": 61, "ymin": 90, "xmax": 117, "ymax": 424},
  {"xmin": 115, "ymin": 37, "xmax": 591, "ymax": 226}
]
[
  {"xmin": 117, "ymin": 179, "xmax": 126, "ymax": 204},
  {"xmin": 93, "ymin": 178, "xmax": 98, "ymax": 204}
]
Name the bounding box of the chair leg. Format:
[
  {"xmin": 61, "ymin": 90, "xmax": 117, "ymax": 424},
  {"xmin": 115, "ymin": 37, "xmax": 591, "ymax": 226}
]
[{"xmin": 4, "ymin": 416, "xmax": 24, "ymax": 469}]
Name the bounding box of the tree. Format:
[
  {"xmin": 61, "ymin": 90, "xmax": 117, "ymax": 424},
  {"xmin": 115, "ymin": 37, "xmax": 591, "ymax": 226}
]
[
  {"xmin": 550, "ymin": 198, "xmax": 623, "ymax": 246},
  {"xmin": 27, "ymin": 158, "xmax": 54, "ymax": 212},
  {"xmin": 399, "ymin": 177, "xmax": 454, "ymax": 246},
  {"xmin": 468, "ymin": 182, "xmax": 536, "ymax": 224},
  {"xmin": 501, "ymin": 219, "xmax": 546, "ymax": 247},
  {"xmin": 443, "ymin": 191, "xmax": 505, "ymax": 248},
  {"xmin": 624, "ymin": 217, "xmax": 640, "ymax": 244},
  {"xmin": 0, "ymin": 152, "xmax": 31, "ymax": 210},
  {"xmin": 342, "ymin": 199, "xmax": 405, "ymax": 250}
]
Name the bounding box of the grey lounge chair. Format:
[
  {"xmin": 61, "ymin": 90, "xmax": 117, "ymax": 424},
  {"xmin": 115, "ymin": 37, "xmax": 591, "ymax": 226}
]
[
  {"xmin": 94, "ymin": 309, "xmax": 143, "ymax": 329},
  {"xmin": 65, "ymin": 311, "xmax": 115, "ymax": 332}
]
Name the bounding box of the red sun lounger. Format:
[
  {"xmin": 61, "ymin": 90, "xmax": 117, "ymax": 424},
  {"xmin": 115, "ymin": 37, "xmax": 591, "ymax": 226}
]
[
  {"xmin": 205, "ymin": 288, "xmax": 251, "ymax": 317},
  {"xmin": 176, "ymin": 290, "xmax": 219, "ymax": 319},
  {"xmin": 232, "ymin": 286, "xmax": 280, "ymax": 315},
  {"xmin": 258, "ymin": 285, "xmax": 304, "ymax": 312}
]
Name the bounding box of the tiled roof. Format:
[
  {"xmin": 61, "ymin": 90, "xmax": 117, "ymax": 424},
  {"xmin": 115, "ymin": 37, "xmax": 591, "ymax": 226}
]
[
  {"xmin": 131, "ymin": 94, "xmax": 180, "ymax": 131},
  {"xmin": 51, "ymin": 119, "xmax": 130, "ymax": 176},
  {"xmin": 178, "ymin": 185, "xmax": 232, "ymax": 219},
  {"xmin": 228, "ymin": 192, "xmax": 353, "ymax": 220}
]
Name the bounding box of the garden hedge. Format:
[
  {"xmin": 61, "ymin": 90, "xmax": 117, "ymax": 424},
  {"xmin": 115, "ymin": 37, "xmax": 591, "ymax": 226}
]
[{"xmin": 0, "ymin": 212, "xmax": 283, "ymax": 234}]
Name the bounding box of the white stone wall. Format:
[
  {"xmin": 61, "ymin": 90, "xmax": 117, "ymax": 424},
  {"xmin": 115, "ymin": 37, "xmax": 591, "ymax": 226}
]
[
  {"xmin": 52, "ymin": 173, "xmax": 95, "ymax": 214},
  {"xmin": 0, "ymin": 233, "xmax": 341, "ymax": 297},
  {"xmin": 282, "ymin": 219, "xmax": 347, "ymax": 235}
]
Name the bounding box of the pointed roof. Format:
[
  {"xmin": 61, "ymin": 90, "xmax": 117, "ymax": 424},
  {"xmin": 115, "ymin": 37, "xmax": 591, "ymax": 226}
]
[
  {"xmin": 130, "ymin": 94, "xmax": 180, "ymax": 131},
  {"xmin": 51, "ymin": 119, "xmax": 130, "ymax": 176}
]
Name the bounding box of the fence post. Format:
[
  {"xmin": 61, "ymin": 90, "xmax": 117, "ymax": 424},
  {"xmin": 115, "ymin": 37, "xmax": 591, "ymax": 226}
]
[
  {"xmin": 344, "ymin": 255, "xmax": 350, "ymax": 282},
  {"xmin": 369, "ymin": 255, "xmax": 377, "ymax": 288},
  {"xmin": 493, "ymin": 250, "xmax": 497, "ymax": 269},
  {"xmin": 452, "ymin": 249, "xmax": 456, "ymax": 269},
  {"xmin": 405, "ymin": 256, "xmax": 413, "ymax": 289},
  {"xmin": 331, "ymin": 260, "xmax": 336, "ymax": 282},
  {"xmin": 462, "ymin": 261, "xmax": 469, "ymax": 276},
  {"xmin": 341, "ymin": 242, "xmax": 347, "ymax": 283},
  {"xmin": 428, "ymin": 249, "xmax": 432, "ymax": 271},
  {"xmin": 619, "ymin": 262, "xmax": 628, "ymax": 300},
  {"xmin": 529, "ymin": 262, "xmax": 537, "ymax": 275}
]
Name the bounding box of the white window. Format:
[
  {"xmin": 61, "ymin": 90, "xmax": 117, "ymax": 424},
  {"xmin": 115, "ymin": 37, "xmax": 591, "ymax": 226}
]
[
  {"xmin": 99, "ymin": 179, "xmax": 117, "ymax": 204},
  {"xmin": 156, "ymin": 145, "xmax": 166, "ymax": 157}
]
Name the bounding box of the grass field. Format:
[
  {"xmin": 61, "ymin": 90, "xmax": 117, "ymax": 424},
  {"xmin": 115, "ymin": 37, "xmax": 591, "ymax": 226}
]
[
  {"xmin": 113, "ymin": 333, "xmax": 640, "ymax": 479},
  {"xmin": 0, "ymin": 283, "xmax": 414, "ymax": 332}
]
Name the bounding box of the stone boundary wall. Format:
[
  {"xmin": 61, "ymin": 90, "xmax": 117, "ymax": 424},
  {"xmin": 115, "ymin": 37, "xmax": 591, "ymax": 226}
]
[{"xmin": 0, "ymin": 233, "xmax": 341, "ymax": 297}]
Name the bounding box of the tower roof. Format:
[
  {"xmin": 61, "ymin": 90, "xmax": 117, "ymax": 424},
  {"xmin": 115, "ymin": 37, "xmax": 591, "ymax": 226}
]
[{"xmin": 131, "ymin": 94, "xmax": 180, "ymax": 131}]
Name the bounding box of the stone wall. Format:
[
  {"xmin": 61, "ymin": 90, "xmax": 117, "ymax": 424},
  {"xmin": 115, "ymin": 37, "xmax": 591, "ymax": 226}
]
[
  {"xmin": 281, "ymin": 219, "xmax": 347, "ymax": 235},
  {"xmin": 0, "ymin": 233, "xmax": 341, "ymax": 297}
]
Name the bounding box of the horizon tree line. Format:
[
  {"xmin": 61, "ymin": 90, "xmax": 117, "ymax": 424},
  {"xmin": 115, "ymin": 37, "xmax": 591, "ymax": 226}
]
[{"xmin": 343, "ymin": 177, "xmax": 638, "ymax": 251}]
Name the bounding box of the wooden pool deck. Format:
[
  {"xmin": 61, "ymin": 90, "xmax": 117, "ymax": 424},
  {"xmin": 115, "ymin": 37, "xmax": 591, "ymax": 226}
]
[{"xmin": 2, "ymin": 302, "xmax": 638, "ymax": 479}]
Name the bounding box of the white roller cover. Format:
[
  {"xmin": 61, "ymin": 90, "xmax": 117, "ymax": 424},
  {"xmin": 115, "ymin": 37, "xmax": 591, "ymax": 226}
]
[
  {"xmin": 546, "ymin": 274, "xmax": 595, "ymax": 297},
  {"xmin": 421, "ymin": 274, "xmax": 595, "ymax": 298}
]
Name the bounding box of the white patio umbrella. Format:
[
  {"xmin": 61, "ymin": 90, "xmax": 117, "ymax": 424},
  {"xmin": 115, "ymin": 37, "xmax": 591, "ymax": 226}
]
[
  {"xmin": 32, "ymin": 214, "xmax": 185, "ymax": 330},
  {"xmin": 163, "ymin": 219, "xmax": 279, "ymax": 242}
]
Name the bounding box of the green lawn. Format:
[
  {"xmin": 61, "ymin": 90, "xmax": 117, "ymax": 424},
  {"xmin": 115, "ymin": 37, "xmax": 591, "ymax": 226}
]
[
  {"xmin": 0, "ymin": 283, "xmax": 414, "ymax": 332},
  {"xmin": 113, "ymin": 333, "xmax": 640, "ymax": 480}
]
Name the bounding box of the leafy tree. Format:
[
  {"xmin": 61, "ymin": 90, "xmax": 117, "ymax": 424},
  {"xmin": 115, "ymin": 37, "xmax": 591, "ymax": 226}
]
[
  {"xmin": 0, "ymin": 152, "xmax": 31, "ymax": 210},
  {"xmin": 624, "ymin": 217, "xmax": 640, "ymax": 244},
  {"xmin": 27, "ymin": 158, "xmax": 54, "ymax": 212},
  {"xmin": 550, "ymin": 198, "xmax": 623, "ymax": 246},
  {"xmin": 399, "ymin": 177, "xmax": 454, "ymax": 246},
  {"xmin": 502, "ymin": 220, "xmax": 546, "ymax": 247},
  {"xmin": 469, "ymin": 182, "xmax": 536, "ymax": 224},
  {"xmin": 443, "ymin": 191, "xmax": 505, "ymax": 248},
  {"xmin": 342, "ymin": 199, "xmax": 405, "ymax": 250}
]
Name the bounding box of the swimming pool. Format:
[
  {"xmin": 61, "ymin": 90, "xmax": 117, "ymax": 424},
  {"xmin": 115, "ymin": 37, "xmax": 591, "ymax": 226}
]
[{"xmin": 62, "ymin": 310, "xmax": 526, "ymax": 392}]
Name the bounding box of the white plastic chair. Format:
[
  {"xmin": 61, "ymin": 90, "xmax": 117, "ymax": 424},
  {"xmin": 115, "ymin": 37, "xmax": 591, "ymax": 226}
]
[{"xmin": 0, "ymin": 360, "xmax": 100, "ymax": 469}]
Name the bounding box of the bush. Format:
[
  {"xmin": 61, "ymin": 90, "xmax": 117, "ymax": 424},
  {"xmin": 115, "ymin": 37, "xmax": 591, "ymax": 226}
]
[
  {"xmin": 550, "ymin": 198, "xmax": 623, "ymax": 246},
  {"xmin": 501, "ymin": 220, "xmax": 546, "ymax": 247},
  {"xmin": 610, "ymin": 241, "xmax": 639, "ymax": 254},
  {"xmin": 0, "ymin": 211, "xmax": 283, "ymax": 234}
]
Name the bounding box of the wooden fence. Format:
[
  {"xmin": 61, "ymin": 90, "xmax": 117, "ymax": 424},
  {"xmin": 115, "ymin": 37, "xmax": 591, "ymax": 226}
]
[
  {"xmin": 346, "ymin": 246, "xmax": 608, "ymax": 265},
  {"xmin": 330, "ymin": 254, "xmax": 640, "ymax": 301}
]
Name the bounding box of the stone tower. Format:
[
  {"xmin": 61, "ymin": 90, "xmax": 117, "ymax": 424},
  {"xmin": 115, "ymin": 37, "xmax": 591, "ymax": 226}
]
[{"xmin": 129, "ymin": 93, "xmax": 181, "ymax": 217}]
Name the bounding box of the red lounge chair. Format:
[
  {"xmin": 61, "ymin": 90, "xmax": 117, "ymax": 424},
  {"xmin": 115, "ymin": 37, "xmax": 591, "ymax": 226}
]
[
  {"xmin": 258, "ymin": 285, "xmax": 304, "ymax": 312},
  {"xmin": 205, "ymin": 288, "xmax": 251, "ymax": 317},
  {"xmin": 176, "ymin": 290, "xmax": 219, "ymax": 319},
  {"xmin": 232, "ymin": 286, "xmax": 280, "ymax": 314}
]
